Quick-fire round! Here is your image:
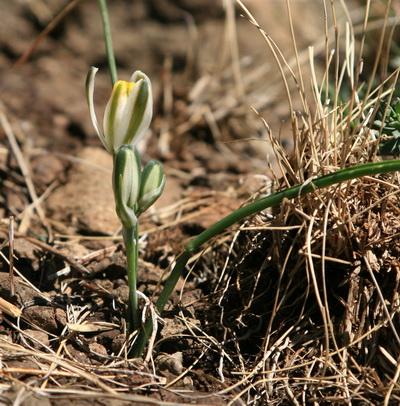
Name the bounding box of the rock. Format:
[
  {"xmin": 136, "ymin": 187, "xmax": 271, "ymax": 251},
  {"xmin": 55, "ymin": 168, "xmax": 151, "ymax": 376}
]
[
  {"xmin": 0, "ymin": 273, "xmax": 41, "ymax": 305},
  {"xmin": 160, "ymin": 317, "xmax": 199, "ymax": 338},
  {"xmin": 0, "ymin": 331, "xmax": 13, "ymax": 343},
  {"xmin": 31, "ymin": 154, "xmax": 65, "ymax": 189},
  {"xmin": 55, "ymin": 308, "xmax": 67, "ymax": 328},
  {"xmin": 156, "ymin": 351, "xmax": 183, "ymax": 375},
  {"xmin": 89, "ymin": 342, "xmax": 108, "ymax": 357},
  {"xmin": 46, "ymin": 147, "xmax": 120, "ymax": 234},
  {"xmin": 65, "ymin": 344, "xmax": 90, "ymax": 364},
  {"xmin": 113, "ymin": 284, "xmax": 129, "ymax": 303},
  {"xmin": 6, "ymin": 190, "xmax": 26, "ymax": 213},
  {"xmin": 13, "ymin": 238, "xmax": 39, "ymax": 260},
  {"xmin": 12, "ymin": 238, "xmax": 41, "ymax": 273},
  {"xmin": 111, "ymin": 333, "xmax": 126, "ymax": 354},
  {"xmin": 23, "ymin": 306, "xmax": 58, "ymax": 334},
  {"xmin": 23, "ymin": 329, "xmax": 50, "ymax": 349}
]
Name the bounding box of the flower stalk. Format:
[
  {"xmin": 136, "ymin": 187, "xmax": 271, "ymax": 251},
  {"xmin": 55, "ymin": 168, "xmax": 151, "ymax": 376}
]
[
  {"xmin": 97, "ymin": 0, "xmax": 117, "ymax": 86},
  {"xmin": 123, "ymin": 224, "xmax": 139, "ymax": 331}
]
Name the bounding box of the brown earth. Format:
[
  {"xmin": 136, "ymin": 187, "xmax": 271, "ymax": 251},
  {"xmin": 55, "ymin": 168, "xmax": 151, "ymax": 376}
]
[{"xmin": 1, "ymin": 0, "xmax": 388, "ymax": 405}]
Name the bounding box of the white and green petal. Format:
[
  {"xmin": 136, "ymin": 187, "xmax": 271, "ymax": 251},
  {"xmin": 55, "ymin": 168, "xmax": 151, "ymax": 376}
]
[
  {"xmin": 113, "ymin": 145, "xmax": 141, "ymax": 228},
  {"xmin": 103, "ymin": 80, "xmax": 132, "ymax": 153},
  {"xmin": 137, "ymin": 160, "xmax": 165, "ymax": 214},
  {"xmin": 85, "ymin": 67, "xmax": 109, "ymax": 151},
  {"xmin": 109, "ymin": 72, "xmax": 153, "ymax": 150},
  {"xmin": 123, "ymin": 71, "xmax": 153, "ymax": 146}
]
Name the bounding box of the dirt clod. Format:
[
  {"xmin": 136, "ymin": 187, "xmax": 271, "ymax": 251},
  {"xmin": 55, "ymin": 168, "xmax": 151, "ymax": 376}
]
[
  {"xmin": 31, "ymin": 154, "xmax": 65, "ymax": 189},
  {"xmin": 46, "ymin": 147, "xmax": 119, "ymax": 234},
  {"xmin": 89, "ymin": 342, "xmax": 108, "ymax": 357},
  {"xmin": 0, "ymin": 273, "xmax": 41, "ymax": 305},
  {"xmin": 23, "ymin": 329, "xmax": 50, "ymax": 349},
  {"xmin": 23, "ymin": 306, "xmax": 58, "ymax": 334},
  {"xmin": 156, "ymin": 351, "xmax": 184, "ymax": 375}
]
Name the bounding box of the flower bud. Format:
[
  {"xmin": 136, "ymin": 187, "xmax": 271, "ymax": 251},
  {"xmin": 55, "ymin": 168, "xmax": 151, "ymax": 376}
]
[
  {"xmin": 113, "ymin": 145, "xmax": 141, "ymax": 228},
  {"xmin": 86, "ymin": 67, "xmax": 153, "ymax": 154},
  {"xmin": 137, "ymin": 160, "xmax": 166, "ymax": 214}
]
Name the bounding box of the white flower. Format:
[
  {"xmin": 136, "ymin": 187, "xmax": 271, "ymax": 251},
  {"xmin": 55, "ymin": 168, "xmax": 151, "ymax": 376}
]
[
  {"xmin": 113, "ymin": 145, "xmax": 141, "ymax": 228},
  {"xmin": 86, "ymin": 67, "xmax": 153, "ymax": 154}
]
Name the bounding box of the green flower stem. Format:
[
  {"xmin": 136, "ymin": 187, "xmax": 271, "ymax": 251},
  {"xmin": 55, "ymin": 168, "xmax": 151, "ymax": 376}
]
[
  {"xmin": 123, "ymin": 224, "xmax": 139, "ymax": 332},
  {"xmin": 132, "ymin": 159, "xmax": 400, "ymax": 357},
  {"xmin": 97, "ymin": 0, "xmax": 117, "ymax": 86},
  {"xmin": 131, "ymin": 252, "xmax": 190, "ymax": 358}
]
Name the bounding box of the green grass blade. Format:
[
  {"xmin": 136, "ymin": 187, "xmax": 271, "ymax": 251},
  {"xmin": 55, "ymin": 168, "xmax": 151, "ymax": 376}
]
[{"xmin": 132, "ymin": 159, "xmax": 400, "ymax": 357}]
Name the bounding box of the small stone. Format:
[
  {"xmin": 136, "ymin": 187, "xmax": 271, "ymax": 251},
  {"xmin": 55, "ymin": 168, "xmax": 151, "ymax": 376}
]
[
  {"xmin": 0, "ymin": 332, "xmax": 13, "ymax": 343},
  {"xmin": 65, "ymin": 344, "xmax": 89, "ymax": 364},
  {"xmin": 96, "ymin": 329, "xmax": 120, "ymax": 349},
  {"xmin": 111, "ymin": 333, "xmax": 126, "ymax": 354},
  {"xmin": 156, "ymin": 352, "xmax": 183, "ymax": 375},
  {"xmin": 183, "ymin": 376, "xmax": 193, "ymax": 386},
  {"xmin": 160, "ymin": 317, "xmax": 199, "ymax": 338},
  {"xmin": 55, "ymin": 308, "xmax": 67, "ymax": 328},
  {"xmin": 46, "ymin": 147, "xmax": 119, "ymax": 234},
  {"xmin": 0, "ymin": 274, "xmax": 40, "ymax": 305},
  {"xmin": 23, "ymin": 329, "xmax": 49, "ymax": 349},
  {"xmin": 7, "ymin": 190, "xmax": 26, "ymax": 213},
  {"xmin": 113, "ymin": 284, "xmax": 129, "ymax": 303},
  {"xmin": 31, "ymin": 154, "xmax": 65, "ymax": 187},
  {"xmin": 13, "ymin": 238, "xmax": 38, "ymax": 259},
  {"xmin": 23, "ymin": 306, "xmax": 58, "ymax": 334},
  {"xmin": 89, "ymin": 342, "xmax": 108, "ymax": 357}
]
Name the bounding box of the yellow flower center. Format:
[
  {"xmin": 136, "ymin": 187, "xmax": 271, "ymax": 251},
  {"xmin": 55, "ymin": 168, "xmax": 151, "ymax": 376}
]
[{"xmin": 114, "ymin": 80, "xmax": 135, "ymax": 97}]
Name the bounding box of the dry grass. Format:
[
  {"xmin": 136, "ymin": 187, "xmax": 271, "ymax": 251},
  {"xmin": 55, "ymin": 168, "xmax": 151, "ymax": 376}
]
[
  {"xmin": 1, "ymin": 0, "xmax": 400, "ymax": 405},
  {"xmin": 180, "ymin": 1, "xmax": 400, "ymax": 404}
]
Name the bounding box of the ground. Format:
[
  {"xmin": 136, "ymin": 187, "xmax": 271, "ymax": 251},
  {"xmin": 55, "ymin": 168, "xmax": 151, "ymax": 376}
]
[{"xmin": 1, "ymin": 0, "xmax": 399, "ymax": 405}]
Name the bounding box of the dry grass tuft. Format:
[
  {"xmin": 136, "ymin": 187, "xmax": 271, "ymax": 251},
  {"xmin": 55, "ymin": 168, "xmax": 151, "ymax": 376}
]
[{"xmin": 177, "ymin": 1, "xmax": 400, "ymax": 404}]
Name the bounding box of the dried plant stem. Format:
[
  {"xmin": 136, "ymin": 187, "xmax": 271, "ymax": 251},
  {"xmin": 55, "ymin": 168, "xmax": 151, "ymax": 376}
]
[
  {"xmin": 123, "ymin": 225, "xmax": 139, "ymax": 332},
  {"xmin": 14, "ymin": 0, "xmax": 83, "ymax": 67},
  {"xmin": 133, "ymin": 159, "xmax": 400, "ymax": 356},
  {"xmin": 8, "ymin": 216, "xmax": 15, "ymax": 297},
  {"xmin": 97, "ymin": 0, "xmax": 117, "ymax": 86}
]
